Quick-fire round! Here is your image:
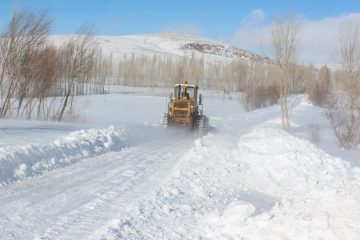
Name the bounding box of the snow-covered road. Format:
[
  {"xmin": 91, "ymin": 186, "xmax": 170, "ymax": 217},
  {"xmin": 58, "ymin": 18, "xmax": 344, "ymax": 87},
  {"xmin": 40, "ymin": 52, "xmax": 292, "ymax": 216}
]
[{"xmin": 0, "ymin": 132, "xmax": 191, "ymax": 240}]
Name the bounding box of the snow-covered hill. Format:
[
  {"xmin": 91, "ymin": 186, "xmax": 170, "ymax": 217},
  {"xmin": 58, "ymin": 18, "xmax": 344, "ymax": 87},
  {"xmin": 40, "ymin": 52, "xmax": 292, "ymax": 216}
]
[{"xmin": 49, "ymin": 33, "xmax": 272, "ymax": 63}]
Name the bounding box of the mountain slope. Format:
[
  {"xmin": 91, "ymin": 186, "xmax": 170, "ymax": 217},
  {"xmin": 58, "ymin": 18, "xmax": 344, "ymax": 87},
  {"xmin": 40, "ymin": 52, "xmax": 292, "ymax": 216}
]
[{"xmin": 49, "ymin": 32, "xmax": 271, "ymax": 63}]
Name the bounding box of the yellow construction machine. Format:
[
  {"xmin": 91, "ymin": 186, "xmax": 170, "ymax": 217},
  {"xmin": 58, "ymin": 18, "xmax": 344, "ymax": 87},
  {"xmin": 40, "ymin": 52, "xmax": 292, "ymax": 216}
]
[{"xmin": 160, "ymin": 83, "xmax": 208, "ymax": 137}]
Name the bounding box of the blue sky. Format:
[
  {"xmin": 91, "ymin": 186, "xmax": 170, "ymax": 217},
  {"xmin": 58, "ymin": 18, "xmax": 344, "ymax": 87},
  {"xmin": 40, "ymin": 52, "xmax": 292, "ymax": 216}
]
[
  {"xmin": 1, "ymin": 0, "xmax": 359, "ymax": 37},
  {"xmin": 1, "ymin": 0, "xmax": 360, "ymax": 63}
]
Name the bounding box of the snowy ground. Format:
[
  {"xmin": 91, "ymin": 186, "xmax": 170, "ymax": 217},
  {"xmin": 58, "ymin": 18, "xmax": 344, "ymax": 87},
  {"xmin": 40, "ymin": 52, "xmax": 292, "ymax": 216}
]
[{"xmin": 0, "ymin": 90, "xmax": 359, "ymax": 240}]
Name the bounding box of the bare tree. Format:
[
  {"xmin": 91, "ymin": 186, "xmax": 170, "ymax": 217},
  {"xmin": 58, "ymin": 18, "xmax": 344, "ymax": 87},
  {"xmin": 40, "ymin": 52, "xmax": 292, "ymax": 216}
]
[
  {"xmin": 270, "ymin": 15, "xmax": 301, "ymax": 131},
  {"xmin": 57, "ymin": 25, "xmax": 97, "ymax": 121},
  {"xmin": 327, "ymin": 22, "xmax": 360, "ymax": 149},
  {"xmin": 0, "ymin": 10, "xmax": 51, "ymax": 118},
  {"xmin": 34, "ymin": 46, "xmax": 59, "ymax": 119},
  {"xmin": 339, "ymin": 22, "xmax": 360, "ymax": 108},
  {"xmin": 308, "ymin": 64, "xmax": 331, "ymax": 106}
]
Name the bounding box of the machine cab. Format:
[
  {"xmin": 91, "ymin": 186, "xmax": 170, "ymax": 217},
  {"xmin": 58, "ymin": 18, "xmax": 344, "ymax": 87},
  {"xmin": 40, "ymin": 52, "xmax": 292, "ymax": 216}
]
[{"xmin": 173, "ymin": 84, "xmax": 198, "ymax": 103}]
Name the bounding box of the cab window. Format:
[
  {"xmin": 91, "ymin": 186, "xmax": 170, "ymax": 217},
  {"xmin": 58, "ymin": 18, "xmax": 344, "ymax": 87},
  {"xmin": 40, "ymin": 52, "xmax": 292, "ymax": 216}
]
[
  {"xmin": 174, "ymin": 85, "xmax": 195, "ymax": 99},
  {"xmin": 174, "ymin": 85, "xmax": 181, "ymax": 99},
  {"xmin": 186, "ymin": 87, "xmax": 195, "ymax": 99}
]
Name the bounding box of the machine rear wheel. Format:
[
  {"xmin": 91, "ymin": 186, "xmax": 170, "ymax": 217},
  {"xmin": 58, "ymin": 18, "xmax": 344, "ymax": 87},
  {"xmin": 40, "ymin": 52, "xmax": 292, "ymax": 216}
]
[{"xmin": 198, "ymin": 115, "xmax": 207, "ymax": 137}]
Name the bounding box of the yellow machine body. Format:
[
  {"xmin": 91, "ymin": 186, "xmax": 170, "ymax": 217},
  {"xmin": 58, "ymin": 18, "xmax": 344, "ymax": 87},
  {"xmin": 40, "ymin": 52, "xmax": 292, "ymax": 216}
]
[{"xmin": 168, "ymin": 83, "xmax": 200, "ymax": 127}]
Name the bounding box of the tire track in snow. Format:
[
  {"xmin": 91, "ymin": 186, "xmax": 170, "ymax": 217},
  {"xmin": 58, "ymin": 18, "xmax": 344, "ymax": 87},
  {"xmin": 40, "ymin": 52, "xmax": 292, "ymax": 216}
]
[{"xmin": 0, "ymin": 136, "xmax": 191, "ymax": 240}]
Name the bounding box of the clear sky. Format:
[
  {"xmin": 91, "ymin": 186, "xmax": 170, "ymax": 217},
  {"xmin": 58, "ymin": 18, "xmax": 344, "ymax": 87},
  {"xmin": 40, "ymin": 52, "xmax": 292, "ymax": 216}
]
[{"xmin": 1, "ymin": 0, "xmax": 360, "ymax": 64}]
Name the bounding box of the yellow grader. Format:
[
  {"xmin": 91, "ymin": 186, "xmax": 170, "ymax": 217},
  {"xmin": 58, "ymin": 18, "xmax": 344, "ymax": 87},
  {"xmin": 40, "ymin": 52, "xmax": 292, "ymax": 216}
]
[{"xmin": 160, "ymin": 83, "xmax": 208, "ymax": 137}]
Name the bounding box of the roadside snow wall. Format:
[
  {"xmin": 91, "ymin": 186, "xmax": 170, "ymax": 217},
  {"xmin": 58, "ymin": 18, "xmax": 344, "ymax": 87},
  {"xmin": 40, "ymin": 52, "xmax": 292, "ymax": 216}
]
[
  {"xmin": 0, "ymin": 126, "xmax": 127, "ymax": 185},
  {"xmin": 104, "ymin": 124, "xmax": 360, "ymax": 240}
]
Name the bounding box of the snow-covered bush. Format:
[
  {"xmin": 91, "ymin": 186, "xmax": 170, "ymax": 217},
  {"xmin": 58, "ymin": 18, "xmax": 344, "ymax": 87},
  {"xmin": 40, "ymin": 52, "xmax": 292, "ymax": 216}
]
[
  {"xmin": 242, "ymin": 83, "xmax": 280, "ymax": 111},
  {"xmin": 327, "ymin": 93, "xmax": 360, "ymax": 149},
  {"xmin": 307, "ymin": 65, "xmax": 331, "ymax": 107}
]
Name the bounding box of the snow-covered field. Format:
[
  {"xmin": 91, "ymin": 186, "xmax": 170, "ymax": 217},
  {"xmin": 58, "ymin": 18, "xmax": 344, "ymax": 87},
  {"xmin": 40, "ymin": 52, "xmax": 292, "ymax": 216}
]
[{"xmin": 0, "ymin": 89, "xmax": 359, "ymax": 240}]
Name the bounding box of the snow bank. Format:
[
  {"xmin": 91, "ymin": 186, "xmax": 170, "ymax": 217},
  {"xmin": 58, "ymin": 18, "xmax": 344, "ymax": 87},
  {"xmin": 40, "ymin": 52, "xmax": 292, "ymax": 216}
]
[
  {"xmin": 104, "ymin": 124, "xmax": 360, "ymax": 240},
  {"xmin": 237, "ymin": 124, "xmax": 357, "ymax": 196},
  {"xmin": 0, "ymin": 126, "xmax": 127, "ymax": 185},
  {"xmin": 201, "ymin": 124, "xmax": 360, "ymax": 240}
]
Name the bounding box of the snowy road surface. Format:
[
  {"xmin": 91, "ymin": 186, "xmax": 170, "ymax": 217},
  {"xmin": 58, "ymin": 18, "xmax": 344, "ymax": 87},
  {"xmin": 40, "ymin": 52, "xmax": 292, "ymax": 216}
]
[
  {"xmin": 0, "ymin": 129, "xmax": 192, "ymax": 239},
  {"xmin": 0, "ymin": 92, "xmax": 360, "ymax": 239}
]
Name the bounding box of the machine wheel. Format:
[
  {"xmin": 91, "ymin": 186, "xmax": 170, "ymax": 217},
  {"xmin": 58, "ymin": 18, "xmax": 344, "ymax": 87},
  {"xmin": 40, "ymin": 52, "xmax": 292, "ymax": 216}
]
[
  {"xmin": 198, "ymin": 115, "xmax": 207, "ymax": 137},
  {"xmin": 160, "ymin": 113, "xmax": 170, "ymax": 127}
]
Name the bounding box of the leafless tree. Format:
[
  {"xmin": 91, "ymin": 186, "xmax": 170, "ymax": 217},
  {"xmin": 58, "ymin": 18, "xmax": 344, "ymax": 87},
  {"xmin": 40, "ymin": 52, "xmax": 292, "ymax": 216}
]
[
  {"xmin": 0, "ymin": 10, "xmax": 51, "ymax": 118},
  {"xmin": 57, "ymin": 25, "xmax": 97, "ymax": 121},
  {"xmin": 327, "ymin": 22, "xmax": 360, "ymax": 149},
  {"xmin": 307, "ymin": 65, "xmax": 331, "ymax": 106},
  {"xmin": 339, "ymin": 22, "xmax": 360, "ymax": 108},
  {"xmin": 270, "ymin": 15, "xmax": 301, "ymax": 131}
]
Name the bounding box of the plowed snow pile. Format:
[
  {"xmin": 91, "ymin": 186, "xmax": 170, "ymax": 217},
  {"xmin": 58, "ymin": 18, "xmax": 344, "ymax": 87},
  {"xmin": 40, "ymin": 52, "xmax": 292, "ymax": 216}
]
[
  {"xmin": 0, "ymin": 126, "xmax": 127, "ymax": 185},
  {"xmin": 105, "ymin": 124, "xmax": 360, "ymax": 240}
]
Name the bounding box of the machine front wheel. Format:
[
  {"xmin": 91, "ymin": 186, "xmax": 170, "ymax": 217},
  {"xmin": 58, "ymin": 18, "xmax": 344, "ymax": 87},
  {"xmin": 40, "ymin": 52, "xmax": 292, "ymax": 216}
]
[{"xmin": 160, "ymin": 113, "xmax": 170, "ymax": 127}]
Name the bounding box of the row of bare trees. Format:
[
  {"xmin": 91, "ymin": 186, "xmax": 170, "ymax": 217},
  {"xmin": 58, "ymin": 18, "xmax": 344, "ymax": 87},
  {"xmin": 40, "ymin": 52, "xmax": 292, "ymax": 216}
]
[
  {"xmin": 327, "ymin": 23, "xmax": 360, "ymax": 149},
  {"xmin": 233, "ymin": 13, "xmax": 359, "ymax": 149},
  {"xmin": 0, "ymin": 10, "xmax": 107, "ymax": 120},
  {"xmin": 305, "ymin": 23, "xmax": 360, "ymax": 149},
  {"xmin": 110, "ymin": 53, "xmax": 311, "ymax": 96}
]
